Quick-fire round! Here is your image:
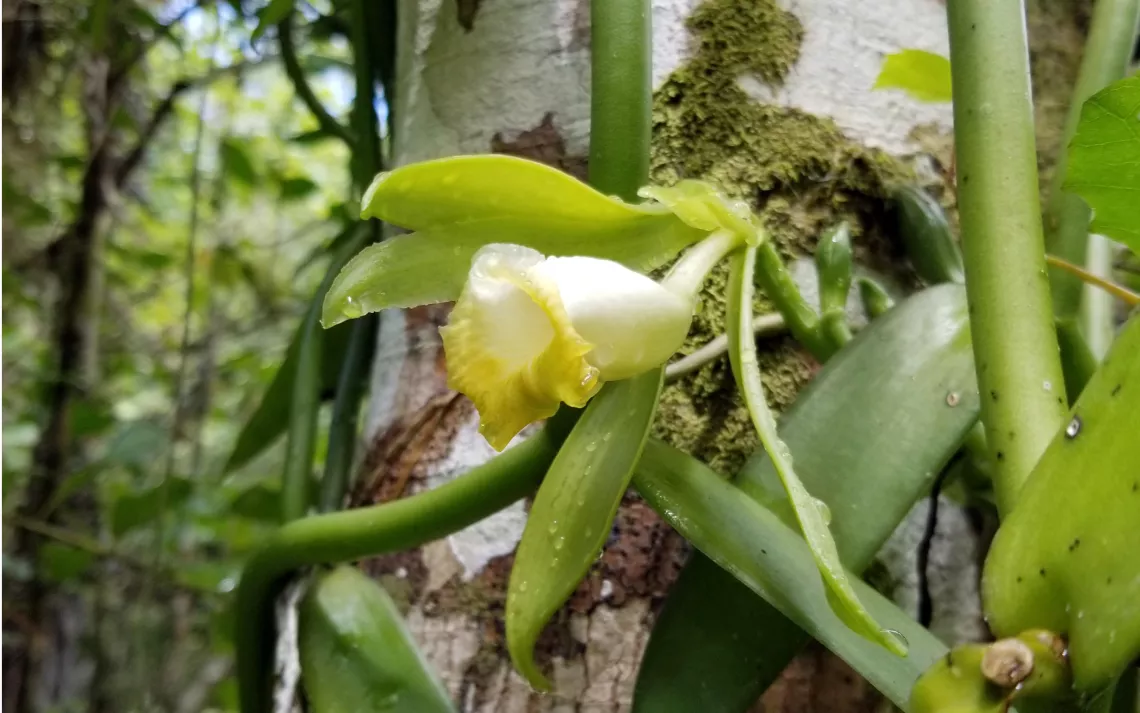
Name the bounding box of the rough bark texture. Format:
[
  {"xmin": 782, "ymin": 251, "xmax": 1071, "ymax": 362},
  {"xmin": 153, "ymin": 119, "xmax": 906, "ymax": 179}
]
[{"xmin": 334, "ymin": 0, "xmax": 1091, "ymax": 710}]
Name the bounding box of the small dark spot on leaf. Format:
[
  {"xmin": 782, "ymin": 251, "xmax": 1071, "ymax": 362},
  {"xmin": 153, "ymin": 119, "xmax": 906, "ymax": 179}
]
[
  {"xmin": 996, "ymin": 451, "xmax": 1005, "ymax": 461},
  {"xmin": 1039, "ymin": 568, "xmax": 1047, "ymax": 577},
  {"xmin": 1068, "ymin": 538, "xmax": 1080, "ymax": 552},
  {"xmin": 990, "ymin": 390, "xmax": 999, "ymax": 401},
  {"xmin": 1016, "ymin": 576, "xmax": 1023, "ymax": 583},
  {"xmin": 1056, "ymin": 396, "xmax": 1064, "ymax": 404},
  {"xmin": 1111, "ymin": 384, "xmax": 1122, "ymax": 397},
  {"xmin": 1106, "ymin": 576, "xmax": 1113, "ymax": 585}
]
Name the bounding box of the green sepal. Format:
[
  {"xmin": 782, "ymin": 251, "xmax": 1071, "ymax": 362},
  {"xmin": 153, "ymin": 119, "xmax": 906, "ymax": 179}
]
[
  {"xmin": 982, "ymin": 313, "xmax": 1140, "ymax": 691},
  {"xmin": 323, "ymin": 156, "xmax": 707, "ymax": 327},
  {"xmin": 298, "ymin": 566, "xmax": 457, "ymax": 713},
  {"xmin": 505, "ymin": 370, "xmax": 663, "ymax": 689}
]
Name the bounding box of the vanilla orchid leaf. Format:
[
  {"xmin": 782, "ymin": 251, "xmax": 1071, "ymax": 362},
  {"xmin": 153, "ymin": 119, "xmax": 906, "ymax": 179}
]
[{"xmin": 1063, "ymin": 75, "xmax": 1140, "ymax": 253}]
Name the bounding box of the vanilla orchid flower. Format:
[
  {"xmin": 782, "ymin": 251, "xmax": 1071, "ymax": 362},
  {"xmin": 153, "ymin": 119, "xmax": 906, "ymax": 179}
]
[{"xmin": 442, "ymin": 243, "xmax": 695, "ymax": 450}]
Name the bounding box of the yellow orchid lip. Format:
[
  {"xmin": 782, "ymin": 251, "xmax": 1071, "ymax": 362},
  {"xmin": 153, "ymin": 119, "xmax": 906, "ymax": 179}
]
[
  {"xmin": 441, "ymin": 245, "xmax": 602, "ymax": 450},
  {"xmin": 441, "ymin": 243, "xmax": 695, "ymax": 450}
]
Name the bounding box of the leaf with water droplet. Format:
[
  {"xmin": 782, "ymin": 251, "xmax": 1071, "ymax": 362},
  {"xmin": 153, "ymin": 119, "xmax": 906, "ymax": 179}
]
[
  {"xmin": 724, "ymin": 247, "xmax": 905, "ymax": 657},
  {"xmin": 506, "ymin": 370, "xmax": 663, "ymax": 689}
]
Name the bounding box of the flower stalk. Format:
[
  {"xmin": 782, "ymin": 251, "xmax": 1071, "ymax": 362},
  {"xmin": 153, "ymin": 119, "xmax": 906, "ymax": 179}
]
[{"xmin": 946, "ymin": 0, "xmax": 1068, "ymax": 515}]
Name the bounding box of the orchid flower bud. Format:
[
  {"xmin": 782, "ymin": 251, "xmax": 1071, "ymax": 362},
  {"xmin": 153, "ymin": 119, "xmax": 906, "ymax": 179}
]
[{"xmin": 441, "ymin": 243, "xmax": 693, "ymax": 450}]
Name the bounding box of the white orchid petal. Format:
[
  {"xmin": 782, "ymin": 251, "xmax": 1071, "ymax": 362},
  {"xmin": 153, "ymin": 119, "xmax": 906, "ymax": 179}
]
[{"xmin": 535, "ymin": 256, "xmax": 693, "ymax": 381}]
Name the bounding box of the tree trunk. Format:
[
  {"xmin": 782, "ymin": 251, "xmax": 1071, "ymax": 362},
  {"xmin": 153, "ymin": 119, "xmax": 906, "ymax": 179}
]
[{"xmin": 345, "ymin": 0, "xmax": 1088, "ymax": 710}]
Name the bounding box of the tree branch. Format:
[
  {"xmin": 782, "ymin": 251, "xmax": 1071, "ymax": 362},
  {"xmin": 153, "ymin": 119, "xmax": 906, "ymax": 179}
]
[
  {"xmin": 279, "ymin": 12, "xmax": 356, "ymax": 147},
  {"xmin": 113, "ymin": 57, "xmax": 274, "ymax": 188}
]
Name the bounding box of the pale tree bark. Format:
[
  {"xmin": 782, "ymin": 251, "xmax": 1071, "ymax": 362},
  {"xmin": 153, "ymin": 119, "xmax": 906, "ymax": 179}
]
[{"xmin": 344, "ymin": 0, "xmax": 1088, "ymax": 710}]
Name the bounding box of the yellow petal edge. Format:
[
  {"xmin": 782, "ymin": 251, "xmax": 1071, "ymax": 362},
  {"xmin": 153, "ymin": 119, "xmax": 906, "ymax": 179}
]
[{"xmin": 441, "ymin": 246, "xmax": 601, "ymax": 450}]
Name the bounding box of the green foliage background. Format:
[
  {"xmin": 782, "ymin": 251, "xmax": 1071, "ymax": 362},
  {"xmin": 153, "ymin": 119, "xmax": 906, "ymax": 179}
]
[{"xmin": 2, "ymin": 1, "xmax": 367, "ymax": 709}]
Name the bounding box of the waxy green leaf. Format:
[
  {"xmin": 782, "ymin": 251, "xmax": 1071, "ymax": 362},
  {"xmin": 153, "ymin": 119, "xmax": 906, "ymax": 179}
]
[
  {"xmin": 635, "ymin": 283, "xmax": 979, "ymax": 712},
  {"xmin": 299, "ymin": 566, "xmax": 456, "ymax": 713},
  {"xmin": 632, "ymin": 442, "xmax": 948, "ymax": 709},
  {"xmin": 506, "ymin": 370, "xmax": 662, "ymax": 689},
  {"xmin": 874, "ymin": 49, "xmax": 953, "ymax": 103},
  {"xmin": 983, "ymin": 313, "xmax": 1140, "ymax": 691},
  {"xmin": 728, "ymin": 247, "xmax": 903, "ymax": 657},
  {"xmin": 323, "ymin": 156, "xmax": 705, "ymax": 327},
  {"xmin": 1063, "ymin": 75, "xmax": 1140, "ymax": 253}
]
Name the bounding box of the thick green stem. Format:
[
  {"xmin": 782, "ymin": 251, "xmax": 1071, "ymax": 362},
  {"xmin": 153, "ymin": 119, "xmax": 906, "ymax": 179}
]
[
  {"xmin": 946, "ymin": 0, "xmax": 1068, "ymax": 515},
  {"xmin": 236, "ymin": 418, "xmax": 573, "ymax": 713},
  {"xmin": 588, "ymin": 0, "xmax": 650, "ymax": 201},
  {"xmin": 1044, "ymin": 0, "xmax": 1140, "ymax": 346}
]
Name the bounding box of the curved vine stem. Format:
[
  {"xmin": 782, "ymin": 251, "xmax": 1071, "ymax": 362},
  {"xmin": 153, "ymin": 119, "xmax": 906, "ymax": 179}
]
[
  {"xmin": 235, "ymin": 420, "xmax": 574, "ymax": 713},
  {"xmin": 278, "ymin": 12, "xmax": 356, "ymax": 148}
]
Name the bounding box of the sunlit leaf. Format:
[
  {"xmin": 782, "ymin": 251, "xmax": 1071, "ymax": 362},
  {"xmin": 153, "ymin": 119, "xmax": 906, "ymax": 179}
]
[
  {"xmin": 874, "ymin": 49, "xmax": 953, "ymax": 103},
  {"xmin": 1063, "ymin": 75, "xmax": 1140, "ymax": 253},
  {"xmin": 635, "ymin": 283, "xmax": 978, "ymax": 712},
  {"xmin": 727, "ymin": 247, "xmax": 903, "ymax": 656},
  {"xmin": 632, "ymin": 442, "xmax": 946, "ymax": 709},
  {"xmin": 506, "ymin": 371, "xmax": 662, "ymax": 689},
  {"xmin": 251, "ymin": 0, "xmax": 292, "ymax": 42}
]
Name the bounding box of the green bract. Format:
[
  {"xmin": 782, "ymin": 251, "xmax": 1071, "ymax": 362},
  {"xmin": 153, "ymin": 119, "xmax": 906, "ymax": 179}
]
[
  {"xmin": 298, "ymin": 566, "xmax": 456, "ymax": 713},
  {"xmin": 321, "ymin": 155, "xmax": 708, "ymax": 327},
  {"xmin": 1063, "ymin": 75, "xmax": 1140, "ymax": 253},
  {"xmin": 873, "ymin": 49, "xmax": 953, "ymax": 103},
  {"xmin": 982, "ymin": 313, "xmax": 1140, "ymax": 691}
]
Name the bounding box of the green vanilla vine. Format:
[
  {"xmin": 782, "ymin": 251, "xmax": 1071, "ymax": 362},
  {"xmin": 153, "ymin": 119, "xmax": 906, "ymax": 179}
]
[
  {"xmin": 946, "ymin": 0, "xmax": 1068, "ymax": 515},
  {"xmin": 235, "ymin": 415, "xmax": 575, "ymax": 713},
  {"xmin": 1044, "ymin": 0, "xmax": 1140, "ymax": 359}
]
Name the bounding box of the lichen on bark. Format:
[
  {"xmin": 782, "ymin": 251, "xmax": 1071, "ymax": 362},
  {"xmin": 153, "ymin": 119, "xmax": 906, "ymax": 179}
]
[{"xmin": 650, "ymin": 0, "xmax": 910, "ymax": 473}]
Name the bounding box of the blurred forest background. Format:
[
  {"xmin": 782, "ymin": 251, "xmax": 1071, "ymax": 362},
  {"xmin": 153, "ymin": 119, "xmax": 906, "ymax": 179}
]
[{"xmin": 3, "ymin": 1, "xmax": 386, "ymax": 710}]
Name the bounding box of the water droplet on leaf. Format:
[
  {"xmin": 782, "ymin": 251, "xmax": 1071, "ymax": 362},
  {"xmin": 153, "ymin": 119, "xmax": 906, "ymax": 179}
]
[{"xmin": 342, "ymin": 296, "xmax": 364, "ymax": 319}]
